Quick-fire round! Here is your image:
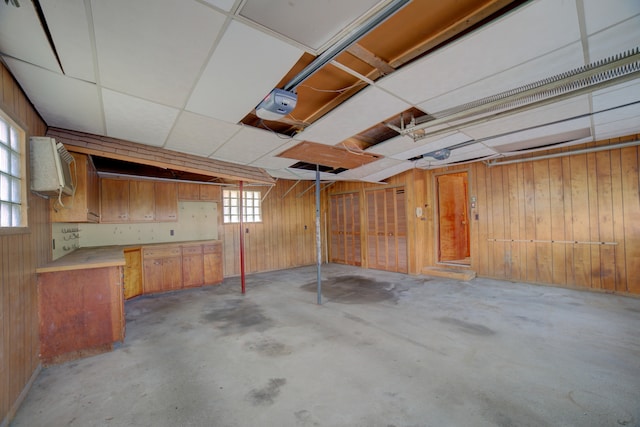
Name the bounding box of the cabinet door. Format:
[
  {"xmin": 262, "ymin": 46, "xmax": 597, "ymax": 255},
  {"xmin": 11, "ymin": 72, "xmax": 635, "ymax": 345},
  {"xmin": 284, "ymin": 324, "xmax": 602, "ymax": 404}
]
[
  {"xmin": 199, "ymin": 184, "xmax": 220, "ymax": 201},
  {"xmin": 129, "ymin": 181, "xmax": 156, "ymax": 221},
  {"xmin": 101, "ymin": 179, "xmax": 130, "ymax": 222},
  {"xmin": 124, "ymin": 249, "xmax": 142, "ymax": 299},
  {"xmin": 203, "ymin": 243, "xmax": 223, "ymax": 284},
  {"xmin": 178, "ymin": 182, "xmax": 200, "ymax": 200},
  {"xmin": 163, "ymin": 256, "xmax": 183, "ymax": 291},
  {"xmin": 155, "ymin": 182, "xmax": 178, "ymax": 221},
  {"xmin": 143, "ymin": 258, "xmax": 164, "ymax": 294}
]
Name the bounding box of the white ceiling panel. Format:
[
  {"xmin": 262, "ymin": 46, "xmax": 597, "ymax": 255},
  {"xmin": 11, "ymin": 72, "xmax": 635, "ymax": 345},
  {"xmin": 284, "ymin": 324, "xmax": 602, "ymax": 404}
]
[
  {"xmin": 419, "ymin": 42, "xmax": 585, "ymax": 115},
  {"xmin": 40, "ymin": 0, "xmax": 95, "ymax": 82},
  {"xmin": 165, "ymin": 112, "xmax": 241, "ymax": 156},
  {"xmin": 238, "ymin": 0, "xmax": 383, "ymax": 51},
  {"xmin": 0, "ymin": 2, "xmax": 60, "ymax": 72},
  {"xmin": 593, "ymin": 102, "xmax": 640, "ymax": 126},
  {"xmin": 249, "ymin": 139, "xmax": 300, "ymax": 169},
  {"xmin": 369, "ymin": 132, "xmax": 473, "ymax": 161},
  {"xmin": 378, "ymin": 0, "xmax": 581, "ymax": 105},
  {"xmin": 211, "ymin": 126, "xmax": 293, "ymax": 164},
  {"xmin": 186, "ymin": 20, "xmax": 303, "ymax": 123},
  {"xmin": 582, "ymin": 0, "xmax": 640, "ymax": 35},
  {"xmin": 587, "ymin": 14, "xmax": 640, "ymax": 62},
  {"xmin": 3, "ymin": 57, "xmax": 103, "ymax": 135},
  {"xmin": 460, "ymin": 95, "xmax": 591, "ymax": 139},
  {"xmin": 359, "ymin": 161, "xmax": 415, "ymax": 183},
  {"xmin": 337, "ymin": 157, "xmax": 407, "ymax": 180},
  {"xmin": 92, "ymin": 0, "xmax": 225, "ymax": 107},
  {"xmin": 594, "ymin": 113, "xmax": 640, "ymax": 140},
  {"xmin": 418, "ymin": 144, "xmax": 497, "ymax": 169},
  {"xmin": 202, "ymin": 0, "xmax": 237, "ymax": 12},
  {"xmin": 102, "ymin": 89, "xmax": 179, "ymax": 147},
  {"xmin": 301, "ymin": 86, "xmax": 410, "ymax": 145},
  {"xmin": 592, "ymin": 80, "xmax": 640, "ymax": 112},
  {"xmin": 269, "ymin": 168, "xmax": 338, "ymax": 181},
  {"xmin": 481, "ymin": 117, "xmax": 592, "ymax": 148}
]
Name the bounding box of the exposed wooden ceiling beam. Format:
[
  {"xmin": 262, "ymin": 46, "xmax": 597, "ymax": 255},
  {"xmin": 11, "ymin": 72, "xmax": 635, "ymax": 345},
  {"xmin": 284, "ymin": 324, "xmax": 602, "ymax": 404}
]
[
  {"xmin": 46, "ymin": 127, "xmax": 275, "ymax": 185},
  {"xmin": 347, "ymin": 43, "xmax": 395, "ymax": 76}
]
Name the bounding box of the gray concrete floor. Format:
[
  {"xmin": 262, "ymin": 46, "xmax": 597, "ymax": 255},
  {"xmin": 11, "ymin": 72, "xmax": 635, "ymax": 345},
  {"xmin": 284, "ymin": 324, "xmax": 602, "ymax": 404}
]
[{"xmin": 12, "ymin": 264, "xmax": 640, "ymax": 427}]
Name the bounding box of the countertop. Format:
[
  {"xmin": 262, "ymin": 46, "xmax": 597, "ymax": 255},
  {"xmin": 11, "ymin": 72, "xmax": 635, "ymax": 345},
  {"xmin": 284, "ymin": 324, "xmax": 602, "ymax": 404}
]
[{"xmin": 36, "ymin": 240, "xmax": 220, "ymax": 273}]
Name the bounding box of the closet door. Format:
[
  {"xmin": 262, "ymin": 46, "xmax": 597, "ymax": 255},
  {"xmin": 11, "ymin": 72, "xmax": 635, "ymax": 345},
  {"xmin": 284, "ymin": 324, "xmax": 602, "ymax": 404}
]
[
  {"xmin": 366, "ymin": 187, "xmax": 407, "ymax": 273},
  {"xmin": 330, "ymin": 193, "xmax": 361, "ymax": 266}
]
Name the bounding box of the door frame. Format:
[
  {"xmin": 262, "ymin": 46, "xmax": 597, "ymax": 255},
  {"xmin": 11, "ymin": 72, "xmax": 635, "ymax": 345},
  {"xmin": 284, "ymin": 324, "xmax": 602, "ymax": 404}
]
[{"xmin": 433, "ymin": 168, "xmax": 472, "ymax": 266}]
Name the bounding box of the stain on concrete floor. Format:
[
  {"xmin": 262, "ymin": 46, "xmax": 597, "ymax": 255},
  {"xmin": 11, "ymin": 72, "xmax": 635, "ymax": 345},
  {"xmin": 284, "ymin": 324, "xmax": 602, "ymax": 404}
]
[
  {"xmin": 246, "ymin": 378, "xmax": 286, "ymax": 406},
  {"xmin": 301, "ymin": 275, "xmax": 407, "ymax": 304},
  {"xmin": 202, "ymin": 298, "xmax": 273, "ymax": 334},
  {"xmin": 438, "ymin": 316, "xmax": 496, "ymax": 336}
]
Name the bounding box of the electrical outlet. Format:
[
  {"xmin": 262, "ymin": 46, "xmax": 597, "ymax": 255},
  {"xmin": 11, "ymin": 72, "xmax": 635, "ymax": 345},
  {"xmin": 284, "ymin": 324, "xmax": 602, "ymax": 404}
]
[{"xmin": 170, "ymin": 230, "xmax": 174, "ymax": 236}]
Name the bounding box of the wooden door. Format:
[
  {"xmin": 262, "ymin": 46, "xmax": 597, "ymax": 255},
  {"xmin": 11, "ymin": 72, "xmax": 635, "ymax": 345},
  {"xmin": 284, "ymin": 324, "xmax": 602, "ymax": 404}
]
[
  {"xmin": 437, "ymin": 172, "xmax": 470, "ymax": 262},
  {"xmin": 330, "ymin": 193, "xmax": 361, "ymax": 266},
  {"xmin": 100, "ymin": 179, "xmax": 129, "ymax": 222},
  {"xmin": 123, "ymin": 248, "xmax": 142, "ymax": 299},
  {"xmin": 366, "ymin": 187, "xmax": 408, "ymax": 273},
  {"xmin": 129, "ymin": 181, "xmax": 155, "ymax": 221}
]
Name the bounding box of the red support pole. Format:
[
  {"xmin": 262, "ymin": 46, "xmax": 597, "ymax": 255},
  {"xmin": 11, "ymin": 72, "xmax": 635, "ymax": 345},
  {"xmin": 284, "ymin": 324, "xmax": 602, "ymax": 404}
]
[{"xmin": 239, "ymin": 181, "xmax": 246, "ymax": 294}]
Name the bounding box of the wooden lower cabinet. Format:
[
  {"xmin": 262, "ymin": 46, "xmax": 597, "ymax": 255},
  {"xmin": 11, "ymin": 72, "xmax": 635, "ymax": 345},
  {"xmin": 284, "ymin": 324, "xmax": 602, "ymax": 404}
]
[
  {"xmin": 123, "ymin": 248, "xmax": 143, "ymax": 299},
  {"xmin": 142, "ymin": 246, "xmax": 183, "ymax": 294},
  {"xmin": 37, "ymin": 266, "xmax": 125, "ymax": 364},
  {"xmin": 139, "ymin": 241, "xmax": 222, "ymax": 295}
]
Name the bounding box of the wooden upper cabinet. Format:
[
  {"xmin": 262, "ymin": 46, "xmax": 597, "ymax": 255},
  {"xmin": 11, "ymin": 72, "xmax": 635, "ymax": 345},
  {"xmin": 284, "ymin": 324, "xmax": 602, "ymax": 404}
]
[
  {"xmin": 100, "ymin": 178, "xmax": 130, "ymax": 222},
  {"xmin": 178, "ymin": 182, "xmax": 200, "ymax": 200},
  {"xmin": 129, "ymin": 181, "xmax": 155, "ymax": 221},
  {"xmin": 178, "ymin": 182, "xmax": 220, "ymax": 201},
  {"xmin": 155, "ymin": 182, "xmax": 178, "ymax": 221},
  {"xmin": 50, "ymin": 152, "xmax": 100, "ymax": 222},
  {"xmin": 198, "ymin": 184, "xmax": 220, "ymax": 201}
]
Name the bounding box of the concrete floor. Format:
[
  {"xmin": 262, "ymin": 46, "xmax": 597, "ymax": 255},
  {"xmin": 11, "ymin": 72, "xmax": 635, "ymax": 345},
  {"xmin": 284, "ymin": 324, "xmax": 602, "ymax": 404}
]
[{"xmin": 12, "ymin": 264, "xmax": 640, "ymax": 427}]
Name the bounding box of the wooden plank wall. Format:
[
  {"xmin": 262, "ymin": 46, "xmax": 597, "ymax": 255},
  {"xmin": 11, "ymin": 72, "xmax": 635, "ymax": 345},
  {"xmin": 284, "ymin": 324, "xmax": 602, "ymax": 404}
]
[
  {"xmin": 220, "ymin": 179, "xmax": 319, "ymax": 276},
  {"xmin": 417, "ymin": 136, "xmax": 640, "ymax": 294},
  {"xmin": 0, "ymin": 63, "xmax": 50, "ymax": 425}
]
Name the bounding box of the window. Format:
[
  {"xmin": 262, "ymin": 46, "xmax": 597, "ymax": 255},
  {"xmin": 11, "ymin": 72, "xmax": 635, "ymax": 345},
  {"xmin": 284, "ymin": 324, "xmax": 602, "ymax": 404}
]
[
  {"xmin": 223, "ymin": 189, "xmax": 261, "ymax": 223},
  {"xmin": 0, "ymin": 112, "xmax": 26, "ymax": 228}
]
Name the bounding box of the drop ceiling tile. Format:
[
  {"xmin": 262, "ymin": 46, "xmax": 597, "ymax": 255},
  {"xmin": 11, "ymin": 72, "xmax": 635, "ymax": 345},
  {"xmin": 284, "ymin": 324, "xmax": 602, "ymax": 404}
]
[
  {"xmin": 337, "ymin": 157, "xmax": 406, "ymax": 180},
  {"xmin": 593, "ymin": 101, "xmax": 640, "ymax": 126},
  {"xmin": 186, "ymin": 20, "xmax": 303, "ymax": 123},
  {"xmin": 418, "ymin": 144, "xmax": 496, "ymax": 168},
  {"xmin": 249, "ymin": 139, "xmax": 300, "ymax": 169},
  {"xmin": 40, "ymin": 0, "xmax": 95, "ymax": 82},
  {"xmin": 270, "ymin": 168, "xmax": 337, "ymax": 181},
  {"xmin": 300, "ymin": 86, "xmax": 410, "ymax": 145},
  {"xmin": 92, "ymin": 0, "xmax": 225, "ymax": 107},
  {"xmin": 389, "ymin": 132, "xmax": 474, "ymax": 160},
  {"xmin": 582, "ymin": 0, "xmax": 640, "ymax": 35},
  {"xmin": 358, "ymin": 161, "xmax": 415, "ymax": 183},
  {"xmin": 460, "ymin": 95, "xmax": 591, "ymax": 140},
  {"xmin": 211, "ymin": 125, "xmax": 295, "ymax": 164},
  {"xmin": 165, "ymin": 112, "xmax": 242, "ymax": 156},
  {"xmin": 594, "ymin": 114, "xmax": 640, "ymax": 140},
  {"xmin": 202, "ymin": 0, "xmax": 237, "ymax": 12},
  {"xmin": 3, "ymin": 57, "xmax": 103, "ymax": 134},
  {"xmin": 592, "ymin": 80, "xmax": 640, "ymax": 112},
  {"xmin": 481, "ymin": 117, "xmax": 592, "ymax": 148},
  {"xmin": 587, "ymin": 15, "xmax": 640, "ymax": 64},
  {"xmin": 419, "ymin": 42, "xmax": 585, "ymax": 115},
  {"xmin": 0, "ymin": 2, "xmax": 60, "ymax": 72},
  {"xmin": 378, "ymin": 0, "xmax": 581, "ymax": 105},
  {"xmin": 102, "ymin": 89, "xmax": 179, "ymax": 147},
  {"xmin": 238, "ymin": 0, "xmax": 383, "ymax": 51}
]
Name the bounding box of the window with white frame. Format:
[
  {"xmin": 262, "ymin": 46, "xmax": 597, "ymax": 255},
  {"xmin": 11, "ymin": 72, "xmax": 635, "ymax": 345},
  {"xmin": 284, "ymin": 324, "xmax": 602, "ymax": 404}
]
[
  {"xmin": 0, "ymin": 111, "xmax": 26, "ymax": 228},
  {"xmin": 222, "ymin": 189, "xmax": 261, "ymax": 223}
]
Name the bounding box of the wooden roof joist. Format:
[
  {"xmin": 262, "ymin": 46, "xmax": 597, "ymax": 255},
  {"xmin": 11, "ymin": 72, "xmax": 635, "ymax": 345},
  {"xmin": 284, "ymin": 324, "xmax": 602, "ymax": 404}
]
[{"xmin": 46, "ymin": 127, "xmax": 275, "ymax": 185}]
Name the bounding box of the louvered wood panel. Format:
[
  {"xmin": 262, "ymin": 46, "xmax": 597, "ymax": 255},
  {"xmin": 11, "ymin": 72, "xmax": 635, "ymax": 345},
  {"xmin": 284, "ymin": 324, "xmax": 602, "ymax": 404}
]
[
  {"xmin": 329, "ymin": 193, "xmax": 361, "ymax": 266},
  {"xmin": 366, "ymin": 187, "xmax": 407, "ymax": 273}
]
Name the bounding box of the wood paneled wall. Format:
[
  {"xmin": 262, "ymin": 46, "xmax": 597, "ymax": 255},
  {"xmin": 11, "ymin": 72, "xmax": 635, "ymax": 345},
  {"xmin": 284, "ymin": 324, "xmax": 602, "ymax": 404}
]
[
  {"xmin": 220, "ymin": 180, "xmax": 319, "ymax": 276},
  {"xmin": 0, "ymin": 63, "xmax": 50, "ymax": 425}
]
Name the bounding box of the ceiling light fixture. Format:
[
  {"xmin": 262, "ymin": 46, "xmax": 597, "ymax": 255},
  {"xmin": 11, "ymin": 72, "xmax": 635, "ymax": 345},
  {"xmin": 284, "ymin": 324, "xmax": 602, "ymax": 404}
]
[{"xmin": 255, "ymin": 0, "xmax": 411, "ymax": 121}]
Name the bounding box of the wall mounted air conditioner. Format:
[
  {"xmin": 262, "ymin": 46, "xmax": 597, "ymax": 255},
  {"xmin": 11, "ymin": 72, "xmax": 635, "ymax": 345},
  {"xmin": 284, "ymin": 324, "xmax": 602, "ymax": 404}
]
[{"xmin": 30, "ymin": 137, "xmax": 75, "ymax": 197}]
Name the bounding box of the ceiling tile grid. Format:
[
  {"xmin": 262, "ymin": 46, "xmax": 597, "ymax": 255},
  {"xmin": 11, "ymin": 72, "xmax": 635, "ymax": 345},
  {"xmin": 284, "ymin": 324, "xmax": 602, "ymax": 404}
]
[
  {"xmin": 582, "ymin": 0, "xmax": 640, "ymax": 35},
  {"xmin": 377, "ymin": 0, "xmax": 582, "ymax": 106},
  {"xmin": 586, "ymin": 14, "xmax": 640, "ymax": 62},
  {"xmin": 185, "ymin": 20, "xmax": 303, "ymax": 123},
  {"xmin": 91, "ymin": 0, "xmax": 226, "ymax": 108},
  {"xmin": 3, "ymin": 57, "xmax": 104, "ymax": 135},
  {"xmin": 165, "ymin": 112, "xmax": 242, "ymax": 157},
  {"xmin": 102, "ymin": 89, "xmax": 180, "ymax": 147}
]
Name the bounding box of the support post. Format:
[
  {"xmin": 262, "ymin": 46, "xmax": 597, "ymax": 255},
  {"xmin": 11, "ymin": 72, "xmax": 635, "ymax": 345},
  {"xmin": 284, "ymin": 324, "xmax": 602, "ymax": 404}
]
[
  {"xmin": 239, "ymin": 181, "xmax": 246, "ymax": 294},
  {"xmin": 315, "ymin": 165, "xmax": 322, "ymax": 305}
]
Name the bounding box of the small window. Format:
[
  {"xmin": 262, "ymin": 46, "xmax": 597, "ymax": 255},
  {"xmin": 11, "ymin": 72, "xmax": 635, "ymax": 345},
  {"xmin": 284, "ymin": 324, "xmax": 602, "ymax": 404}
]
[
  {"xmin": 223, "ymin": 189, "xmax": 261, "ymax": 223},
  {"xmin": 0, "ymin": 111, "xmax": 27, "ymax": 228}
]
